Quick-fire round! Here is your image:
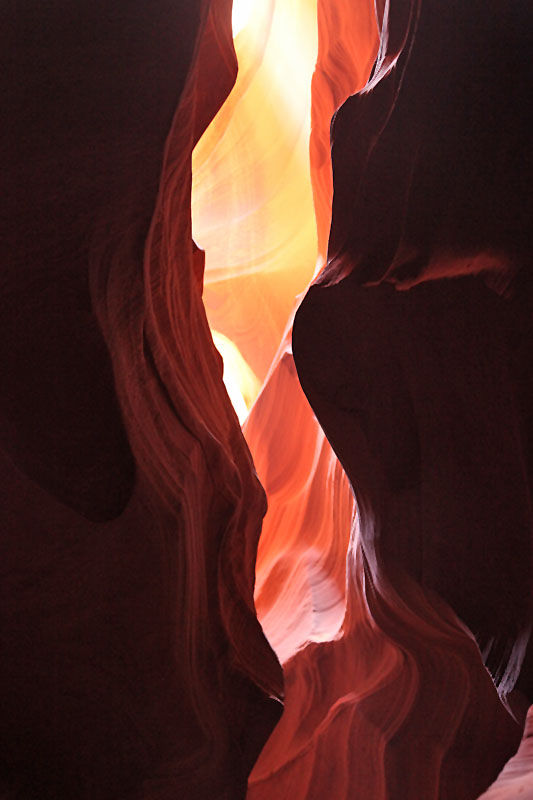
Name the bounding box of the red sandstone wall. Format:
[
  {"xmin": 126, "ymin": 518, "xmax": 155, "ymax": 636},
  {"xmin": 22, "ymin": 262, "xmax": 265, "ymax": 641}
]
[{"xmin": 2, "ymin": 3, "xmax": 281, "ymax": 797}]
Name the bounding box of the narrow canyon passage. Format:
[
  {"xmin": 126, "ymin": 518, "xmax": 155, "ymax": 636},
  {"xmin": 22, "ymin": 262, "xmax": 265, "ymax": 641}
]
[
  {"xmin": 195, "ymin": 1, "xmax": 533, "ymax": 797},
  {"xmin": 2, "ymin": 1, "xmax": 532, "ymax": 798}
]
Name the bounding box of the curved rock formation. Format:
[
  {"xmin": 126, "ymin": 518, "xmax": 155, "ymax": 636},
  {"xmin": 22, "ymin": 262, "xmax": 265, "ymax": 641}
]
[
  {"xmin": 314, "ymin": 0, "xmax": 533, "ymax": 698},
  {"xmin": 251, "ymin": 1, "xmax": 533, "ymax": 798},
  {"xmin": 4, "ymin": 0, "xmax": 532, "ymax": 797},
  {"xmin": 310, "ymin": 0, "xmax": 378, "ymax": 261},
  {"xmin": 1, "ymin": 3, "xmax": 281, "ymax": 797},
  {"xmin": 191, "ymin": 0, "xmax": 364, "ymax": 671},
  {"xmin": 245, "ymin": 335, "xmax": 354, "ymax": 663},
  {"xmin": 237, "ymin": 0, "xmax": 378, "ymax": 665}
]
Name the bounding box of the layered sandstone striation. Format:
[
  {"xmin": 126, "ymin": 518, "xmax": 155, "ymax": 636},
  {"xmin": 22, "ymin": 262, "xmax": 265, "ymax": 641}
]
[{"xmin": 1, "ymin": 3, "xmax": 281, "ymax": 797}]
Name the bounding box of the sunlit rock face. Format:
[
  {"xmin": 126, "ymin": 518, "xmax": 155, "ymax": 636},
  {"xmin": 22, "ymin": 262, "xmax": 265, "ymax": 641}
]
[
  {"xmin": 193, "ymin": 0, "xmax": 378, "ymax": 667},
  {"xmin": 1, "ymin": 2, "xmax": 281, "ymax": 797},
  {"xmin": 240, "ymin": 0, "xmax": 378, "ymax": 667},
  {"xmin": 191, "ymin": 0, "xmax": 367, "ymax": 669},
  {"xmin": 310, "ymin": 0, "xmax": 378, "ymax": 262}
]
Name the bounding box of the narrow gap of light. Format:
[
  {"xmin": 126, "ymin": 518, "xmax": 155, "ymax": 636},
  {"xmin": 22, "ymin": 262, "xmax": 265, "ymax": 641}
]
[
  {"xmin": 232, "ymin": 0, "xmax": 255, "ymax": 36},
  {"xmin": 212, "ymin": 331, "xmax": 261, "ymax": 424}
]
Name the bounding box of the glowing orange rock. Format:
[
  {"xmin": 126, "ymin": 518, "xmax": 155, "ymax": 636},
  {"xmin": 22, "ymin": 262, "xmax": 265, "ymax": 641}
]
[
  {"xmin": 310, "ymin": 0, "xmax": 379, "ymax": 261},
  {"xmin": 244, "ymin": 338, "xmax": 354, "ymax": 663},
  {"xmin": 209, "ymin": 0, "xmax": 380, "ymax": 666}
]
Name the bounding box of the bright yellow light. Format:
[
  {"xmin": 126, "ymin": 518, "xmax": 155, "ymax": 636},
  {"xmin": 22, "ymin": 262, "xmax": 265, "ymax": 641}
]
[
  {"xmin": 192, "ymin": 0, "xmax": 319, "ymax": 385},
  {"xmin": 212, "ymin": 331, "xmax": 261, "ymax": 424},
  {"xmin": 232, "ymin": 0, "xmax": 255, "ymax": 36}
]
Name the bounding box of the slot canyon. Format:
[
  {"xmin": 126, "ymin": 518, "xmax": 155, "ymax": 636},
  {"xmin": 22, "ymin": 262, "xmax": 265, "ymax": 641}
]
[{"xmin": 2, "ymin": 1, "xmax": 533, "ymax": 798}]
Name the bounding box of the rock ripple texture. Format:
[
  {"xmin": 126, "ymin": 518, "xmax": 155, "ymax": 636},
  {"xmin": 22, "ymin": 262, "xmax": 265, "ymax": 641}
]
[{"xmin": 1, "ymin": 2, "xmax": 282, "ymax": 798}]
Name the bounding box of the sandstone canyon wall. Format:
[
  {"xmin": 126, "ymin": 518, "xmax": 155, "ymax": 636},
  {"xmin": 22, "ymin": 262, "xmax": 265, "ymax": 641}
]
[
  {"xmin": 2, "ymin": 1, "xmax": 533, "ymax": 799},
  {"xmin": 2, "ymin": 3, "xmax": 282, "ymax": 797},
  {"xmin": 250, "ymin": 1, "xmax": 533, "ymax": 798}
]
